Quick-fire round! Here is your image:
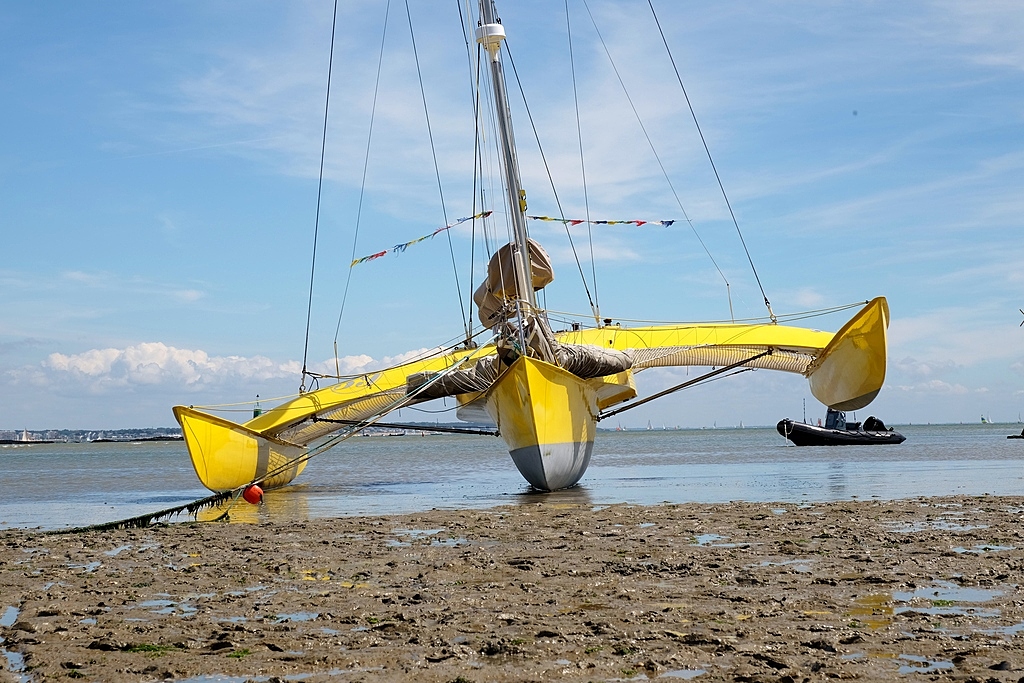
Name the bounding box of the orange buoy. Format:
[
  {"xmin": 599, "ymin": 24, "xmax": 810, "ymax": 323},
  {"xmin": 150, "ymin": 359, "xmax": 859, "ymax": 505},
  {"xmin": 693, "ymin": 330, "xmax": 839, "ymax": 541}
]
[{"xmin": 242, "ymin": 484, "xmax": 263, "ymax": 505}]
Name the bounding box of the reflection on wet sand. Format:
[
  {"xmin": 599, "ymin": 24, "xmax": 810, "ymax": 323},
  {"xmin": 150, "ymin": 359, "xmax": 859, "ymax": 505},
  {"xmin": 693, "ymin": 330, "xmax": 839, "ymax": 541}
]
[{"xmin": 196, "ymin": 488, "xmax": 311, "ymax": 524}]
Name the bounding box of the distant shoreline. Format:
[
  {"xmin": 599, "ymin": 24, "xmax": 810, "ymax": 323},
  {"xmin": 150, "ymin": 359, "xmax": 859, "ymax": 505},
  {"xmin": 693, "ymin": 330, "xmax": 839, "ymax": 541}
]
[
  {"xmin": 0, "ymin": 435, "xmax": 183, "ymax": 444},
  {"xmin": 91, "ymin": 435, "xmax": 184, "ymax": 442},
  {"xmin": 0, "ymin": 428, "xmax": 183, "ymax": 444}
]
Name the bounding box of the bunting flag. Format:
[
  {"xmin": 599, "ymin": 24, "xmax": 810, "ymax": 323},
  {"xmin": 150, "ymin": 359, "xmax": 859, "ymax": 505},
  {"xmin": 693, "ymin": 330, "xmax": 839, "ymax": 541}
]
[
  {"xmin": 527, "ymin": 215, "xmax": 675, "ymax": 227},
  {"xmin": 350, "ymin": 211, "xmax": 493, "ymax": 267}
]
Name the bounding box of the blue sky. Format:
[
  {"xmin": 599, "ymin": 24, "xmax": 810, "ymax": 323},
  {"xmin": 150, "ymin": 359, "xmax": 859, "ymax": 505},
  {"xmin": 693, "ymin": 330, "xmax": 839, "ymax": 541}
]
[{"xmin": 1, "ymin": 1, "xmax": 1022, "ymax": 429}]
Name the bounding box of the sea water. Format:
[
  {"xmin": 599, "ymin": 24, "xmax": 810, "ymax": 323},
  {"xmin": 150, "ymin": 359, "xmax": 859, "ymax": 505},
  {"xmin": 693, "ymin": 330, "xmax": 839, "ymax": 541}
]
[{"xmin": 1, "ymin": 423, "xmax": 1021, "ymax": 530}]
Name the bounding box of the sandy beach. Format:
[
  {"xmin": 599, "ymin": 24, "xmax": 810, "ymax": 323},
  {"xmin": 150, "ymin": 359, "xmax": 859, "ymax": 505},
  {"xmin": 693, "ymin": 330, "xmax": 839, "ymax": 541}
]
[{"xmin": 2, "ymin": 496, "xmax": 1023, "ymax": 682}]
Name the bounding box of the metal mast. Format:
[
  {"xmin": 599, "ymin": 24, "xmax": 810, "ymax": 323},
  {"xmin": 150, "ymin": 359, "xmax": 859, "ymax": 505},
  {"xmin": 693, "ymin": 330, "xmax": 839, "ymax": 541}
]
[{"xmin": 476, "ymin": 0, "xmax": 536, "ymax": 311}]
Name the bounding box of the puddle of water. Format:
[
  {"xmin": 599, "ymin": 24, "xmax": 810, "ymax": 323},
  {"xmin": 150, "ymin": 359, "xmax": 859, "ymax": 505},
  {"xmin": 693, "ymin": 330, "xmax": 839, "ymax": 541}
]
[
  {"xmin": 430, "ymin": 537, "xmax": 467, "ymax": 547},
  {"xmin": 69, "ymin": 561, "xmax": 102, "ymax": 573},
  {"xmin": 275, "ymin": 612, "xmax": 319, "ymax": 623},
  {"xmin": 891, "ymin": 581, "xmax": 1004, "ymax": 619},
  {"xmin": 893, "ymin": 581, "xmax": 1003, "ymax": 604},
  {"xmin": 2, "ymin": 646, "xmax": 27, "ymax": 681},
  {"xmin": 980, "ymin": 622, "xmax": 1024, "ymax": 637},
  {"xmin": 849, "ymin": 594, "xmax": 894, "ymax": 629},
  {"xmin": 771, "ymin": 508, "xmax": 787, "ymax": 515},
  {"xmin": 752, "ymin": 559, "xmax": 815, "ymax": 573},
  {"xmin": 387, "ymin": 527, "xmax": 466, "ymax": 547},
  {"xmin": 135, "ymin": 599, "xmax": 198, "ymax": 617},
  {"xmin": 660, "ymin": 669, "xmax": 706, "ymax": 679},
  {"xmin": 639, "ymin": 522, "xmax": 656, "ymax": 528},
  {"xmin": 104, "ymin": 545, "xmax": 132, "ymax": 557},
  {"xmin": 392, "ymin": 528, "xmax": 444, "ymax": 539},
  {"xmin": 692, "ymin": 534, "xmax": 740, "ymax": 548},
  {"xmin": 178, "ymin": 677, "xmax": 273, "ymax": 683},
  {"xmin": 887, "ymin": 520, "xmax": 987, "ymax": 533},
  {"xmin": 952, "ymin": 544, "xmax": 1015, "ymax": 554},
  {"xmin": 894, "ymin": 605, "xmax": 1000, "ymax": 618},
  {"xmin": 0, "ymin": 607, "xmax": 19, "ymax": 628},
  {"xmin": 897, "ymin": 654, "xmax": 953, "ymax": 675},
  {"xmin": 156, "ymin": 605, "xmax": 198, "ymax": 616},
  {"xmin": 177, "ymin": 671, "xmax": 359, "ymax": 682},
  {"xmin": 841, "ymin": 653, "xmax": 865, "ymax": 661},
  {"xmin": 140, "ymin": 599, "xmax": 174, "ymax": 608},
  {"xmin": 79, "ymin": 617, "xmax": 97, "ymax": 625}
]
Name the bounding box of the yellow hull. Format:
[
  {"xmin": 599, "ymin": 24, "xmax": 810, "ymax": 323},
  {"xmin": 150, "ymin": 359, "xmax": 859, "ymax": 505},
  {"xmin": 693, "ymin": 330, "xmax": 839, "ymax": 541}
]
[
  {"xmin": 173, "ymin": 406, "xmax": 307, "ymax": 492},
  {"xmin": 806, "ymin": 297, "xmax": 889, "ymax": 410},
  {"xmin": 483, "ymin": 356, "xmax": 599, "ymax": 491}
]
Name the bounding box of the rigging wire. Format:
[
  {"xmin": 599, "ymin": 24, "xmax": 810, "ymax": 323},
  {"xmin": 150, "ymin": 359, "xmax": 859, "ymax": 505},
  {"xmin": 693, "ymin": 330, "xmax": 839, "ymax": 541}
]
[
  {"xmin": 457, "ymin": 0, "xmax": 479, "ymax": 342},
  {"xmin": 599, "ymin": 349, "xmax": 772, "ymax": 420},
  {"xmin": 404, "ymin": 0, "xmax": 470, "ymax": 340},
  {"xmin": 540, "ymin": 300, "xmax": 868, "ymax": 328},
  {"xmin": 300, "ymin": 0, "xmax": 340, "ymax": 394},
  {"xmin": 405, "ymin": 403, "xmax": 461, "ymax": 414},
  {"xmin": 333, "ymin": 0, "xmax": 392, "ymax": 372},
  {"xmin": 503, "ymin": 44, "xmax": 598, "ymax": 318},
  {"xmin": 646, "ymin": 0, "xmax": 775, "ymax": 323},
  {"xmin": 313, "ymin": 416, "xmax": 498, "ymax": 436},
  {"xmin": 579, "ymin": 0, "xmax": 735, "ymax": 321},
  {"xmin": 466, "ymin": 48, "xmax": 484, "ymax": 344},
  {"xmin": 565, "ymin": 0, "xmax": 600, "ymax": 324}
]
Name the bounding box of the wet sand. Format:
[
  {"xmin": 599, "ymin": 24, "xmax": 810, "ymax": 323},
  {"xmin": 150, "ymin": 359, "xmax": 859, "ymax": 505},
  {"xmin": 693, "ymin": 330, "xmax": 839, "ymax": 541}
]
[{"xmin": 2, "ymin": 496, "xmax": 1023, "ymax": 682}]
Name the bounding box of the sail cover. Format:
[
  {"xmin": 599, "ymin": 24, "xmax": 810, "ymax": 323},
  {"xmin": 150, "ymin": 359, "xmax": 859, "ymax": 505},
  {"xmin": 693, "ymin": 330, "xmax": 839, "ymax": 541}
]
[{"xmin": 475, "ymin": 239, "xmax": 554, "ymax": 328}]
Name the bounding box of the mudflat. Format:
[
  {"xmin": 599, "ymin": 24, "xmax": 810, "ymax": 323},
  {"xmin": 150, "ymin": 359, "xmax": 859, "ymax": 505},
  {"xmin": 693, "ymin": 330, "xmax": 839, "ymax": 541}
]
[{"xmin": 2, "ymin": 496, "xmax": 1023, "ymax": 682}]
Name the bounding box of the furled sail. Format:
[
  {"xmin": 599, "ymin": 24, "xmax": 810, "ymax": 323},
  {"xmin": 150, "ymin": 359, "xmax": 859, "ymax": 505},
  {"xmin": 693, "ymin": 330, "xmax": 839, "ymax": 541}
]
[{"xmin": 474, "ymin": 238, "xmax": 553, "ymax": 328}]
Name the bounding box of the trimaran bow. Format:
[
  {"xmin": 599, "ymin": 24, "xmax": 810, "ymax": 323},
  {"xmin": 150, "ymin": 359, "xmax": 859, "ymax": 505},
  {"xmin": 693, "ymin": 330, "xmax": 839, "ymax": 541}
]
[{"xmin": 173, "ymin": 0, "xmax": 891, "ymax": 495}]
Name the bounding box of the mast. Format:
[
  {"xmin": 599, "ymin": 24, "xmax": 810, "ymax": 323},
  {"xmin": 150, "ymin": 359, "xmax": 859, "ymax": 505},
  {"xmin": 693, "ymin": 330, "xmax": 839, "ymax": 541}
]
[{"xmin": 476, "ymin": 0, "xmax": 536, "ymax": 311}]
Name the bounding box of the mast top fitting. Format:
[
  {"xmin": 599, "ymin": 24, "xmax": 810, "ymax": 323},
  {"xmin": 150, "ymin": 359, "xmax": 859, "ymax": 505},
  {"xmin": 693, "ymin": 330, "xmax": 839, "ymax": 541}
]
[{"xmin": 476, "ymin": 22, "xmax": 505, "ymax": 53}]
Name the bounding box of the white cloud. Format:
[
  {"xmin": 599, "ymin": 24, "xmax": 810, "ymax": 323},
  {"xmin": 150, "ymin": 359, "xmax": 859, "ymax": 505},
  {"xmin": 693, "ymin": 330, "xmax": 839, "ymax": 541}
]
[
  {"xmin": 173, "ymin": 289, "xmax": 205, "ymax": 303},
  {"xmin": 893, "ymin": 356, "xmax": 960, "ymax": 380},
  {"xmin": 41, "ymin": 342, "xmax": 291, "ymax": 391},
  {"xmin": 892, "ymin": 379, "xmax": 969, "ymax": 395},
  {"xmin": 788, "ymin": 288, "xmax": 826, "ymax": 309},
  {"xmin": 56, "ymin": 269, "xmax": 208, "ymax": 306},
  {"xmin": 13, "ymin": 342, "xmax": 450, "ymax": 395}
]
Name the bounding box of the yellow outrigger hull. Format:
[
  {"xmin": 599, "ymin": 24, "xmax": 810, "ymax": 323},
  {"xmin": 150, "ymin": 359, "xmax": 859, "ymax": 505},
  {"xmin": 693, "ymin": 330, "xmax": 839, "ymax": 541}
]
[
  {"xmin": 173, "ymin": 406, "xmax": 307, "ymax": 492},
  {"xmin": 807, "ymin": 297, "xmax": 889, "ymax": 410}
]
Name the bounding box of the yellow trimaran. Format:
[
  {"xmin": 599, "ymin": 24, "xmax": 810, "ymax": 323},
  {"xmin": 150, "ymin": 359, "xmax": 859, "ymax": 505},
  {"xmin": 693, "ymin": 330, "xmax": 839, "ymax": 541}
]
[{"xmin": 174, "ymin": 0, "xmax": 890, "ymax": 495}]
